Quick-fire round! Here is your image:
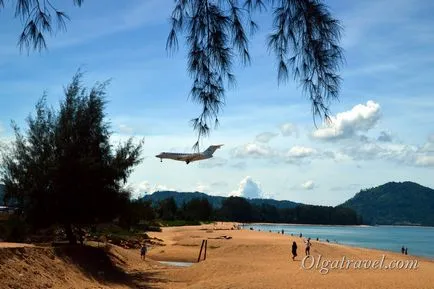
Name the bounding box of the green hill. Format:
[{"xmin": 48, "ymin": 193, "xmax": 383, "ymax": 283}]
[
  {"xmin": 340, "ymin": 181, "xmax": 434, "ymax": 226},
  {"xmin": 141, "ymin": 191, "xmax": 300, "ymax": 209}
]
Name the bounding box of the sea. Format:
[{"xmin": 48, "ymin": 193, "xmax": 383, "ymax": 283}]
[{"xmin": 245, "ymin": 223, "xmax": 434, "ymax": 259}]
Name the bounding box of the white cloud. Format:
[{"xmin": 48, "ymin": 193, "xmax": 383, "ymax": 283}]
[
  {"xmin": 194, "ymin": 181, "xmax": 229, "ymax": 196},
  {"xmin": 255, "ymin": 132, "xmax": 278, "ymax": 143},
  {"xmin": 231, "ymin": 143, "xmax": 276, "ymax": 158},
  {"xmin": 421, "ymin": 135, "xmax": 434, "ymax": 153},
  {"xmin": 198, "ymin": 157, "xmax": 228, "ymax": 168},
  {"xmin": 340, "ymin": 140, "xmax": 434, "ymax": 167},
  {"xmin": 377, "ymin": 131, "xmax": 393, "ymax": 142},
  {"xmin": 280, "ymin": 123, "xmax": 298, "ymax": 137},
  {"xmin": 341, "ymin": 142, "xmax": 417, "ymax": 162},
  {"xmin": 196, "ymin": 183, "xmax": 210, "ymax": 192},
  {"xmin": 131, "ymin": 181, "xmax": 175, "ymax": 198},
  {"xmin": 414, "ymin": 155, "xmax": 434, "ymax": 167},
  {"xmin": 286, "ymin": 146, "xmax": 317, "ymax": 158},
  {"xmin": 301, "ymin": 180, "xmax": 315, "ymax": 190},
  {"xmin": 312, "ymin": 101, "xmax": 381, "ymax": 141},
  {"xmin": 230, "ymin": 176, "xmax": 264, "ymax": 199}
]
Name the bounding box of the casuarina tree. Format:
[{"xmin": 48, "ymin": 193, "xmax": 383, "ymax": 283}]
[{"xmin": 0, "ymin": 72, "xmax": 144, "ymax": 244}]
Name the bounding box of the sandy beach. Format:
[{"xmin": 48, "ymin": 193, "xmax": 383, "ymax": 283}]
[
  {"xmin": 1, "ymin": 222, "xmax": 433, "ymax": 289},
  {"xmin": 145, "ymin": 222, "xmax": 434, "ymax": 289}
]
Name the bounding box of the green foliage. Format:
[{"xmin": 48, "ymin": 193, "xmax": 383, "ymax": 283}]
[
  {"xmin": 0, "ymin": 215, "xmax": 29, "ymax": 242},
  {"xmin": 156, "ymin": 197, "xmax": 178, "ymax": 221},
  {"xmin": 181, "ymin": 198, "xmax": 213, "ymax": 221},
  {"xmin": 341, "ymin": 181, "xmax": 434, "ymax": 226},
  {"xmin": 0, "ymin": 72, "xmax": 144, "ymax": 243},
  {"xmin": 142, "ymin": 190, "xmax": 299, "ymax": 209},
  {"xmin": 145, "ymin": 193, "xmax": 360, "ymax": 225},
  {"xmin": 118, "ymin": 199, "xmax": 156, "ymax": 229},
  {"xmin": 218, "ymin": 196, "xmax": 253, "ymax": 222}
]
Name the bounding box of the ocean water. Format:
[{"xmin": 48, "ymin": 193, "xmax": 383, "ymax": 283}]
[
  {"xmin": 159, "ymin": 261, "xmax": 194, "ymax": 267},
  {"xmin": 245, "ymin": 224, "xmax": 434, "ymax": 259}
]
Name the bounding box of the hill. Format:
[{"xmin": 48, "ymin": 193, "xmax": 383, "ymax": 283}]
[
  {"xmin": 340, "ymin": 181, "xmax": 434, "ymax": 226},
  {"xmin": 141, "ymin": 191, "xmax": 300, "ymax": 209}
]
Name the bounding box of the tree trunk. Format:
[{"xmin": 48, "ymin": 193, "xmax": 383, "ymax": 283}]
[{"xmin": 64, "ymin": 223, "xmax": 77, "ymax": 245}]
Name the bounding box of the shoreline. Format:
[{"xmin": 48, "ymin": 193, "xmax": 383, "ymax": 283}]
[
  {"xmin": 144, "ymin": 222, "xmax": 434, "ymax": 288},
  {"xmin": 245, "ymin": 222, "xmax": 434, "ymax": 228},
  {"xmin": 244, "ymin": 222, "xmax": 373, "ymax": 227},
  {"xmin": 244, "ymin": 222, "xmax": 434, "ymax": 260}
]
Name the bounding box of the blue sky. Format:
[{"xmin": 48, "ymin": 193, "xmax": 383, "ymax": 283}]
[{"xmin": 1, "ymin": 0, "xmax": 433, "ymax": 205}]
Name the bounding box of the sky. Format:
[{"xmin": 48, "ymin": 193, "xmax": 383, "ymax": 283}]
[{"xmin": 0, "ymin": 0, "xmax": 433, "ymax": 206}]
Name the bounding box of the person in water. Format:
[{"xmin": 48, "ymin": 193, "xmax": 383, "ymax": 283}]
[{"xmin": 291, "ymin": 241, "xmax": 298, "ymax": 260}]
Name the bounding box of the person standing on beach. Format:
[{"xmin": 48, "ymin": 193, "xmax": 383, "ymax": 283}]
[
  {"xmin": 291, "ymin": 241, "xmax": 298, "ymax": 260},
  {"xmin": 140, "ymin": 244, "xmax": 147, "ymax": 260},
  {"xmin": 305, "ymin": 238, "xmax": 312, "ymax": 256},
  {"xmin": 405, "ymin": 247, "xmax": 408, "ymax": 255},
  {"xmin": 401, "ymin": 246, "xmax": 405, "ymax": 254}
]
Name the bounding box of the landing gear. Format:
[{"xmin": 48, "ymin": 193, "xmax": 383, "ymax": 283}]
[
  {"xmin": 186, "ymin": 160, "xmax": 190, "ymax": 164},
  {"xmin": 160, "ymin": 158, "xmax": 162, "ymax": 162}
]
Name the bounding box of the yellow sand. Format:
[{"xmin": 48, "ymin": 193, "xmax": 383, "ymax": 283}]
[
  {"xmin": 146, "ymin": 222, "xmax": 434, "ymax": 289},
  {"xmin": 1, "ymin": 223, "xmax": 433, "ymax": 289}
]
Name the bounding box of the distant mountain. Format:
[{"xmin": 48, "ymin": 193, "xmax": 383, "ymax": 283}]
[
  {"xmin": 340, "ymin": 181, "xmax": 434, "ymax": 226},
  {"xmin": 141, "ymin": 191, "xmax": 300, "ymax": 209},
  {"xmin": 141, "ymin": 191, "xmax": 226, "ymax": 208}
]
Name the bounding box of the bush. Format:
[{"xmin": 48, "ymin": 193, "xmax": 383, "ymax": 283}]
[{"xmin": 0, "ymin": 215, "xmax": 29, "ymax": 242}]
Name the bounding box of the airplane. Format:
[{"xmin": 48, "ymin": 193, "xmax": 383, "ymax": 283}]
[{"xmin": 156, "ymin": 144, "xmax": 223, "ymax": 164}]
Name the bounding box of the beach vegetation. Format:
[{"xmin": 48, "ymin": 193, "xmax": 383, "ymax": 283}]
[{"xmin": 0, "ymin": 72, "xmax": 144, "ymax": 244}]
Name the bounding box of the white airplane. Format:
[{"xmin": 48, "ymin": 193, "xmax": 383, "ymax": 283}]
[{"xmin": 156, "ymin": 144, "xmax": 223, "ymax": 164}]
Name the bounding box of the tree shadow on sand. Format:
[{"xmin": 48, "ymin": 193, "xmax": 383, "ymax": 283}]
[{"xmin": 53, "ymin": 244, "xmax": 168, "ymax": 289}]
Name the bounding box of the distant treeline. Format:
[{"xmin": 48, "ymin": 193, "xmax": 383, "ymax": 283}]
[{"xmin": 122, "ymin": 196, "xmax": 362, "ymax": 227}]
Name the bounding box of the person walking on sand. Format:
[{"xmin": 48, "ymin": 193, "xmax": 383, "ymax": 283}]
[
  {"xmin": 140, "ymin": 244, "xmax": 147, "ymax": 260},
  {"xmin": 291, "ymin": 241, "xmax": 298, "ymax": 260},
  {"xmin": 305, "ymin": 238, "xmax": 312, "ymax": 256}
]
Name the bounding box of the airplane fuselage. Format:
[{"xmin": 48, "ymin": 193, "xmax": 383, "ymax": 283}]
[
  {"xmin": 156, "ymin": 144, "xmax": 223, "ymax": 164},
  {"xmin": 156, "ymin": 152, "xmax": 210, "ymax": 164}
]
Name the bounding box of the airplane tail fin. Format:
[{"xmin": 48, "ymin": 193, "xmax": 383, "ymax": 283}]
[{"xmin": 203, "ymin": 144, "xmax": 223, "ymax": 156}]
